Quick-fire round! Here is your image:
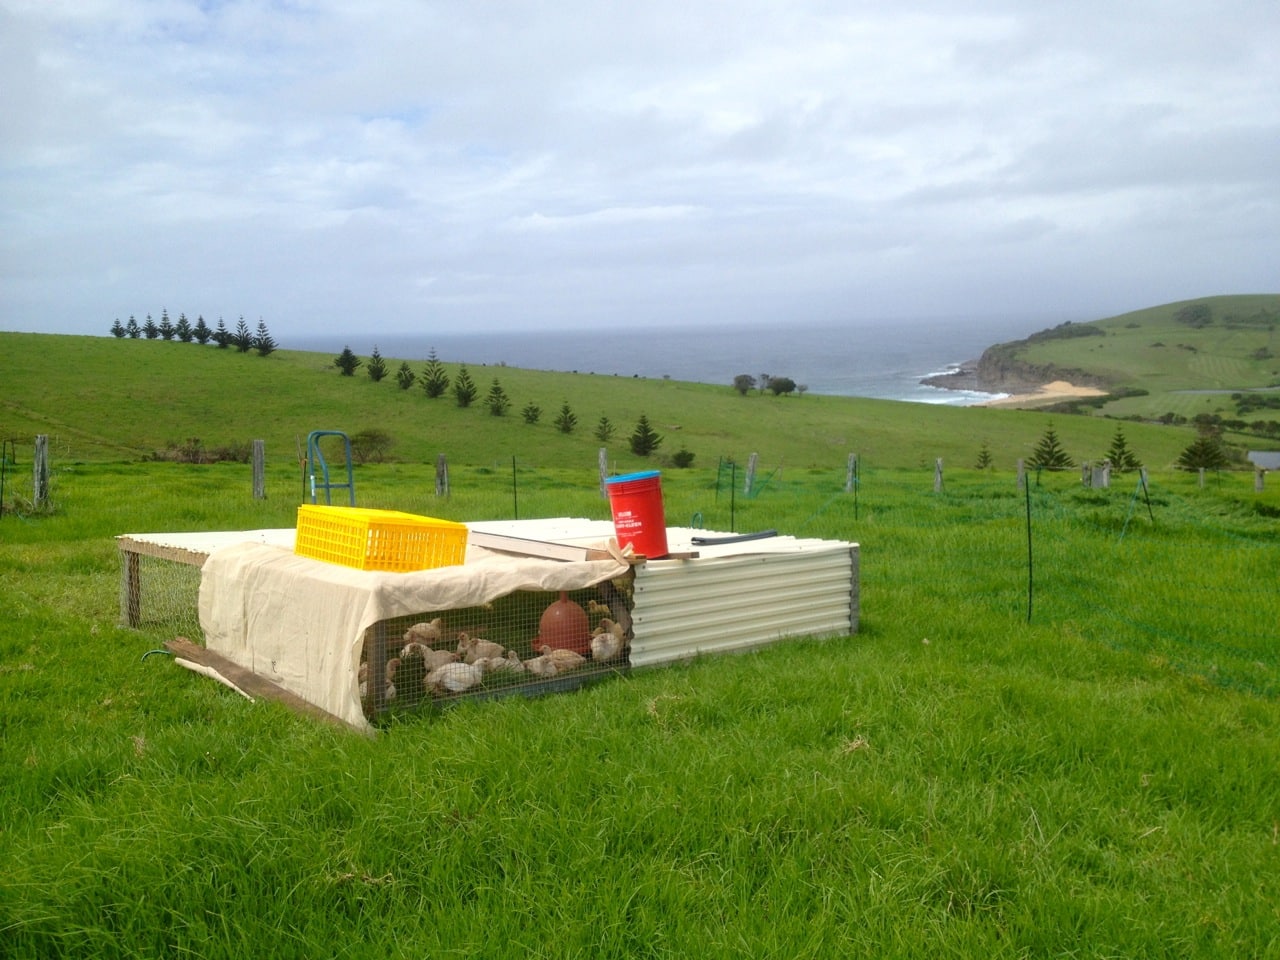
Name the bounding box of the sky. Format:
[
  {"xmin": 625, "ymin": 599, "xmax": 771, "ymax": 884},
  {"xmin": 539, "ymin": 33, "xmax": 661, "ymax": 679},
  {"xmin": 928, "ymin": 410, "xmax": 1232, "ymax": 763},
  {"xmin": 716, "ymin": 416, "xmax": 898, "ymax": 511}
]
[{"xmin": 2, "ymin": 0, "xmax": 1278, "ymax": 340}]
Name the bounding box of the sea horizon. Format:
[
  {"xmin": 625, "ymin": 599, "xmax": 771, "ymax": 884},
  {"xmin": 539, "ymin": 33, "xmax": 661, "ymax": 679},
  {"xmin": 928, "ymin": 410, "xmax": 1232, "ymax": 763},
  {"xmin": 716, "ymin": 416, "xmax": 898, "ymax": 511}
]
[{"xmin": 292, "ymin": 314, "xmax": 1071, "ymax": 406}]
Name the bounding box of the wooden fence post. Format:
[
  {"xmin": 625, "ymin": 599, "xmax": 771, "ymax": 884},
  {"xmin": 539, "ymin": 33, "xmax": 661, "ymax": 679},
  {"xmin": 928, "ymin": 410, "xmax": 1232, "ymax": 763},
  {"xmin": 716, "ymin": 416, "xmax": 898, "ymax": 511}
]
[
  {"xmin": 1198, "ymin": 467, "xmax": 1206, "ymax": 489},
  {"xmin": 845, "ymin": 453, "xmax": 857, "ymax": 493},
  {"xmin": 744, "ymin": 452, "xmax": 758, "ymax": 494},
  {"xmin": 598, "ymin": 447, "xmax": 608, "ymax": 498},
  {"xmin": 252, "ymin": 440, "xmax": 266, "ymax": 499},
  {"xmin": 435, "ymin": 454, "xmax": 449, "ymax": 496},
  {"xmin": 934, "ymin": 458, "xmax": 943, "ymax": 493},
  {"xmin": 33, "ymin": 434, "xmax": 49, "ymax": 510}
]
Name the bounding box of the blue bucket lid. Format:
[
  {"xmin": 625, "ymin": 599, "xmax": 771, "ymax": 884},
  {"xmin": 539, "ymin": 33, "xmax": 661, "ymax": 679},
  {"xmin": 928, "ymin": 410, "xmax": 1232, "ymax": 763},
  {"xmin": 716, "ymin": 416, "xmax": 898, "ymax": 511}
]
[{"xmin": 606, "ymin": 469, "xmax": 661, "ymax": 484}]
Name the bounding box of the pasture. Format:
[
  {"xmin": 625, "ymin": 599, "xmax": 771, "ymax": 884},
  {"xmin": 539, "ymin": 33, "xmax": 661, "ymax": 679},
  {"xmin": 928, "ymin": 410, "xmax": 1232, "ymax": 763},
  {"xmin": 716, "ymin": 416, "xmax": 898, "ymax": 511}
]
[{"xmin": 2, "ymin": 451, "xmax": 1277, "ymax": 958}]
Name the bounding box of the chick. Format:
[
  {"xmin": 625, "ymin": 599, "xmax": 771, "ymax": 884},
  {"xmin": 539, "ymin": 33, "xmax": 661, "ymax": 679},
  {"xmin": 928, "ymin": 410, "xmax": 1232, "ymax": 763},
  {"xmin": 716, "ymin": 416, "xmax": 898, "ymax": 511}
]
[
  {"xmin": 457, "ymin": 632, "xmax": 505, "ymax": 664},
  {"xmin": 540, "ymin": 645, "xmax": 586, "ymax": 672},
  {"xmin": 523, "ymin": 653, "xmax": 557, "ymax": 678},
  {"xmin": 358, "ymin": 657, "xmax": 399, "ymax": 709},
  {"xmin": 395, "ymin": 646, "xmax": 429, "ymax": 701},
  {"xmin": 587, "ymin": 599, "xmax": 613, "ymax": 616},
  {"xmin": 402, "ymin": 640, "xmax": 458, "ymax": 671},
  {"xmin": 590, "ymin": 630, "xmax": 624, "ymax": 662},
  {"xmin": 426, "ymin": 660, "xmax": 483, "ymax": 694},
  {"xmin": 475, "ymin": 649, "xmax": 526, "ymax": 677},
  {"xmin": 403, "ymin": 618, "xmax": 444, "ymax": 646}
]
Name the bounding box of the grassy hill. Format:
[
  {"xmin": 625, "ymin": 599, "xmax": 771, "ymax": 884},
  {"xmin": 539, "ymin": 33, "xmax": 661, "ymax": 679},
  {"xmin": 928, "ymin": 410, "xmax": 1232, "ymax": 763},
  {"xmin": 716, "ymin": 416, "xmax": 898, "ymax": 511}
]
[
  {"xmin": 977, "ymin": 294, "xmax": 1280, "ymax": 422},
  {"xmin": 0, "ymin": 327, "xmax": 1235, "ymax": 476}
]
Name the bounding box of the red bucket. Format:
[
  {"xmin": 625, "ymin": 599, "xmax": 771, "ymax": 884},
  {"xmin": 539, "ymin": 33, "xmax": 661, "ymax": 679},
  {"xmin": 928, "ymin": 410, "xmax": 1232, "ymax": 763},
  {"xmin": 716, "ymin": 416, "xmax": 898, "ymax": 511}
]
[{"xmin": 605, "ymin": 470, "xmax": 668, "ymax": 559}]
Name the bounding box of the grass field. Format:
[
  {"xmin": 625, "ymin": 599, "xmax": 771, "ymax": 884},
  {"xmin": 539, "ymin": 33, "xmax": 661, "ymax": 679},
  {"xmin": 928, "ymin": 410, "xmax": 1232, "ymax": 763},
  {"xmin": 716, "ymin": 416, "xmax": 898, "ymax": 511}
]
[
  {"xmin": 1003, "ymin": 294, "xmax": 1280, "ymax": 422},
  {"xmin": 2, "ymin": 317, "xmax": 1279, "ymax": 957}
]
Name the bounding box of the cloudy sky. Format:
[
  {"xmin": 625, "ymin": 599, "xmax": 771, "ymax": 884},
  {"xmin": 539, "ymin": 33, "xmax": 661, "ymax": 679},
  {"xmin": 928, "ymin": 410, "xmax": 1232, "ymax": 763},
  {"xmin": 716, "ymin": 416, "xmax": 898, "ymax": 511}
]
[{"xmin": 3, "ymin": 0, "xmax": 1277, "ymax": 340}]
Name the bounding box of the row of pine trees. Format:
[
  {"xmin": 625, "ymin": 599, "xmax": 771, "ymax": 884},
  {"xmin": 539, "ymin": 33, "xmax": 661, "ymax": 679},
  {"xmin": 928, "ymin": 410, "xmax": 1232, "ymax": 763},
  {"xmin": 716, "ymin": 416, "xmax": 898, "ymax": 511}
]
[
  {"xmin": 109, "ymin": 310, "xmax": 277, "ymax": 356},
  {"xmin": 333, "ymin": 345, "xmax": 669, "ymax": 459}
]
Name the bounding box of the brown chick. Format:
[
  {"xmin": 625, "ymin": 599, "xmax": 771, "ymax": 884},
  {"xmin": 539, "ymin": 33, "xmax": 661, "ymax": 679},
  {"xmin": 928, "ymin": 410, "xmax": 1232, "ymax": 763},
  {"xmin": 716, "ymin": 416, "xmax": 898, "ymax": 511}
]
[{"xmin": 403, "ymin": 618, "xmax": 445, "ymax": 646}]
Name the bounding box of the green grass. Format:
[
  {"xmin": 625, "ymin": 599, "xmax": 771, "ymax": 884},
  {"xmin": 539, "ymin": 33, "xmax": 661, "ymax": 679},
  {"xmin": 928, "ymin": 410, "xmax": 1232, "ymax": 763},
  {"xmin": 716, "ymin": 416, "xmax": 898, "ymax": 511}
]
[
  {"xmin": 2, "ymin": 323, "xmax": 1279, "ymax": 956},
  {"xmin": 0, "ymin": 330, "xmax": 1211, "ymax": 474},
  {"xmin": 2, "ymin": 458, "xmax": 1279, "ymax": 958}
]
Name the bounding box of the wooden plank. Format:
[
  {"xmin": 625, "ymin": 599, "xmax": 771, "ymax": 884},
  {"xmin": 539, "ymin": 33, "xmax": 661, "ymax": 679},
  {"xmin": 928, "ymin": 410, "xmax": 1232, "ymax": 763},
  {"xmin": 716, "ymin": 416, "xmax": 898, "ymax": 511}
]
[
  {"xmin": 117, "ymin": 536, "xmax": 209, "ymax": 567},
  {"xmin": 467, "ymin": 530, "xmax": 616, "ymax": 562},
  {"xmin": 164, "ymin": 637, "xmax": 371, "ymax": 735}
]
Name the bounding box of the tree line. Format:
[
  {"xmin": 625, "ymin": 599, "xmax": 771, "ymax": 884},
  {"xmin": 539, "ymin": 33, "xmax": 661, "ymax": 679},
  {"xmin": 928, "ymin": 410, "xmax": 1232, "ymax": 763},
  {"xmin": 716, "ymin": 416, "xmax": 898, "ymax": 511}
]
[
  {"xmin": 109, "ymin": 310, "xmax": 278, "ymax": 356},
  {"xmin": 334, "ymin": 345, "xmax": 678, "ymax": 464}
]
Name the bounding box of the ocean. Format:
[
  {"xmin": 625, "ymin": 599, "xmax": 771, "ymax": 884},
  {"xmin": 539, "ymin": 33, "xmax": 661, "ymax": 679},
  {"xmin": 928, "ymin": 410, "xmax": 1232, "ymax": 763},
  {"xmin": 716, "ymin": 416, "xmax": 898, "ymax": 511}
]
[{"xmin": 293, "ymin": 314, "xmax": 1061, "ymax": 406}]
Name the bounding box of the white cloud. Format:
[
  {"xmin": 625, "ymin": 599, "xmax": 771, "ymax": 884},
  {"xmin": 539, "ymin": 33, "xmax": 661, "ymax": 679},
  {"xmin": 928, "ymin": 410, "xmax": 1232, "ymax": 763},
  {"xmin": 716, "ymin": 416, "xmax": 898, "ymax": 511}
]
[{"xmin": 1, "ymin": 0, "xmax": 1277, "ymax": 336}]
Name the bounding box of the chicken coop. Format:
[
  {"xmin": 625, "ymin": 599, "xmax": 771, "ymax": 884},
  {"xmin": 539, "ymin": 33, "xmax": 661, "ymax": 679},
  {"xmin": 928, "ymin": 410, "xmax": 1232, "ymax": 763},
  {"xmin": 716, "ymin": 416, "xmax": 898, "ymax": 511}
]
[{"xmin": 119, "ymin": 517, "xmax": 859, "ymax": 732}]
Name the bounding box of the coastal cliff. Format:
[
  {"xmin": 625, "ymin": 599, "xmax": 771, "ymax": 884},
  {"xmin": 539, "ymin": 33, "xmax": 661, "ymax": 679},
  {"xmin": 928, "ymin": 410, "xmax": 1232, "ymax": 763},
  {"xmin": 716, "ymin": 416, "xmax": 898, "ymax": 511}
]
[{"xmin": 921, "ymin": 321, "xmax": 1110, "ymax": 396}]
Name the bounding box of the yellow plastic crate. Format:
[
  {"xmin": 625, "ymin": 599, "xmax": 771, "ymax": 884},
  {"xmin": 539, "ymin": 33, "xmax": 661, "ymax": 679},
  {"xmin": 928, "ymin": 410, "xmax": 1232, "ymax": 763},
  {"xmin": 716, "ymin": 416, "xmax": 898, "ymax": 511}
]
[{"xmin": 295, "ymin": 505, "xmax": 468, "ymax": 572}]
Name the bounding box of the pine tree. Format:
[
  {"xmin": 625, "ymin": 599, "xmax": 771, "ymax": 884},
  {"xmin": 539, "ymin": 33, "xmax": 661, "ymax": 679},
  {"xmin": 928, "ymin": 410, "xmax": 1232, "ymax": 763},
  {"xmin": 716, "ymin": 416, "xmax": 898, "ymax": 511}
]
[
  {"xmin": 110, "ymin": 319, "xmax": 126, "ymax": 338},
  {"xmin": 175, "ymin": 313, "xmax": 193, "ymax": 343},
  {"xmin": 974, "ymin": 441, "xmax": 994, "ymax": 470},
  {"xmin": 233, "ymin": 316, "xmax": 253, "ymax": 353},
  {"xmin": 1027, "ymin": 423, "xmax": 1074, "ymax": 471},
  {"xmin": 366, "ymin": 345, "xmax": 387, "ymax": 381},
  {"xmin": 629, "ymin": 413, "xmax": 663, "ymax": 456},
  {"xmin": 395, "ymin": 361, "xmax": 416, "ymax": 390},
  {"xmin": 126, "ymin": 315, "xmax": 140, "ymax": 338},
  {"xmin": 421, "ymin": 349, "xmax": 450, "ymax": 398},
  {"xmin": 522, "ymin": 402, "xmax": 542, "ymax": 425},
  {"xmin": 594, "ymin": 416, "xmax": 615, "ymax": 442},
  {"xmin": 213, "ymin": 317, "xmax": 231, "ymax": 348},
  {"xmin": 452, "ymin": 364, "xmax": 477, "ymax": 407},
  {"xmin": 253, "ymin": 320, "xmax": 277, "ymax": 357},
  {"xmin": 143, "ymin": 314, "xmax": 159, "ymax": 339},
  {"xmin": 334, "ymin": 345, "xmax": 361, "ymax": 376},
  {"xmin": 158, "ymin": 308, "xmax": 174, "ymax": 340},
  {"xmin": 486, "ymin": 378, "xmax": 510, "ymax": 416},
  {"xmin": 193, "ymin": 315, "xmax": 212, "ymax": 344},
  {"xmin": 1176, "ymin": 434, "xmax": 1229, "ymax": 471},
  {"xmin": 554, "ymin": 402, "xmax": 577, "ymax": 434},
  {"xmin": 1105, "ymin": 426, "xmax": 1142, "ymax": 472}
]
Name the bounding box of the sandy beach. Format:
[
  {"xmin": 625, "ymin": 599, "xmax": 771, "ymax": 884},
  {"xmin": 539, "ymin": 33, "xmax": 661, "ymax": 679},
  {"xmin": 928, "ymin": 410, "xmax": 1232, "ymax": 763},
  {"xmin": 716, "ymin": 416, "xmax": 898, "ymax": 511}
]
[{"xmin": 979, "ymin": 380, "xmax": 1108, "ymax": 409}]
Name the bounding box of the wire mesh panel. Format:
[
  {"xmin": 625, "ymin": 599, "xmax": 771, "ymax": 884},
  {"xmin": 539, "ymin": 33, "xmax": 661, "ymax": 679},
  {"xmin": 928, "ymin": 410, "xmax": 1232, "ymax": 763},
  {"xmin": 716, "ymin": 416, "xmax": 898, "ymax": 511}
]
[{"xmin": 360, "ymin": 582, "xmax": 633, "ymax": 721}]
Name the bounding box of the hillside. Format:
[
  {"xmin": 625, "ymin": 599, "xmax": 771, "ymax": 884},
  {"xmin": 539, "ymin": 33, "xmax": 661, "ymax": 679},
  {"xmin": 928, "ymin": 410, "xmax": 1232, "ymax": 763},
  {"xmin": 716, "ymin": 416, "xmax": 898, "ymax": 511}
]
[
  {"xmin": 939, "ymin": 294, "xmax": 1280, "ymax": 422},
  {"xmin": 0, "ymin": 325, "xmax": 1244, "ymax": 474}
]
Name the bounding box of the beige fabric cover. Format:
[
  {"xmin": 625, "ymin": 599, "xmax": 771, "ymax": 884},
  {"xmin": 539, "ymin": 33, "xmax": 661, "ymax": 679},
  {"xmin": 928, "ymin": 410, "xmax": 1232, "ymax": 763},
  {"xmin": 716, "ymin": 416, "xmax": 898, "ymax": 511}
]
[{"xmin": 198, "ymin": 541, "xmax": 630, "ymax": 731}]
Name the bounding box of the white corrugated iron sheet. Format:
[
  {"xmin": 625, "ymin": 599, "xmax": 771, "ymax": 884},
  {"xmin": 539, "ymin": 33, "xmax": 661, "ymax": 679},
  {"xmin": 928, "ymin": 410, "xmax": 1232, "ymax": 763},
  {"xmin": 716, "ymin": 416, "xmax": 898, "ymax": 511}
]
[{"xmin": 629, "ymin": 545, "xmax": 858, "ymax": 666}]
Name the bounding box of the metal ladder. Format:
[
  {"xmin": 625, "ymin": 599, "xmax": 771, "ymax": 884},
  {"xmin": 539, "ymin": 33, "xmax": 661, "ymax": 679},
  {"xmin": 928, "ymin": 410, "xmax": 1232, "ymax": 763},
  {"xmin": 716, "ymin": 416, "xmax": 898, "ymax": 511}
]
[{"xmin": 305, "ymin": 430, "xmax": 355, "ymax": 505}]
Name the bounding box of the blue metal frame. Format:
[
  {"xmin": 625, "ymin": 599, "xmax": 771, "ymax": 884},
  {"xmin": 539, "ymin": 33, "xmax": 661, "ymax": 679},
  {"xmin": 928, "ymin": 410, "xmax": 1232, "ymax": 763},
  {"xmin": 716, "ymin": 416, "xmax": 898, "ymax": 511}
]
[{"xmin": 305, "ymin": 430, "xmax": 355, "ymax": 505}]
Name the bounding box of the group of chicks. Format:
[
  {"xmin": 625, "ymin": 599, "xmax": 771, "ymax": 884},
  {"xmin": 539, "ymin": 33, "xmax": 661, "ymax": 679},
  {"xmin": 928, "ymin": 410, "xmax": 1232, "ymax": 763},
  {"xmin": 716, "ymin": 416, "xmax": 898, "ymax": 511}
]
[{"xmin": 358, "ymin": 609, "xmax": 628, "ymax": 712}]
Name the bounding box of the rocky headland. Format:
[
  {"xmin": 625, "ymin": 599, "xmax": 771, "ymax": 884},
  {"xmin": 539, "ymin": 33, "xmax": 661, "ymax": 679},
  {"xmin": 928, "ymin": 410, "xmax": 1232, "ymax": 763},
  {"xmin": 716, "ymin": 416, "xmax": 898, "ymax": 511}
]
[{"xmin": 921, "ymin": 321, "xmax": 1111, "ymax": 399}]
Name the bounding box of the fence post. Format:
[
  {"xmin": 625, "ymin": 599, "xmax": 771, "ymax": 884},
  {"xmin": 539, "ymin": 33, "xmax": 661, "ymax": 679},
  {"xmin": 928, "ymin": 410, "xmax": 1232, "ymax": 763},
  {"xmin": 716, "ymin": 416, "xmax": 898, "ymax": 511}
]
[
  {"xmin": 1081, "ymin": 461, "xmax": 1091, "ymax": 487},
  {"xmin": 252, "ymin": 440, "xmax": 266, "ymax": 499},
  {"xmin": 1198, "ymin": 467, "xmax": 1206, "ymax": 489},
  {"xmin": 435, "ymin": 454, "xmax": 449, "ymax": 496},
  {"xmin": 934, "ymin": 458, "xmax": 943, "ymax": 493},
  {"xmin": 33, "ymin": 434, "xmax": 49, "ymax": 510},
  {"xmin": 1016, "ymin": 458, "xmax": 1025, "ymax": 490},
  {"xmin": 598, "ymin": 447, "xmax": 608, "ymax": 498},
  {"xmin": 744, "ymin": 452, "xmax": 758, "ymax": 495},
  {"xmin": 845, "ymin": 453, "xmax": 857, "ymax": 493},
  {"xmin": 1257, "ymin": 469, "xmax": 1266, "ymax": 493}
]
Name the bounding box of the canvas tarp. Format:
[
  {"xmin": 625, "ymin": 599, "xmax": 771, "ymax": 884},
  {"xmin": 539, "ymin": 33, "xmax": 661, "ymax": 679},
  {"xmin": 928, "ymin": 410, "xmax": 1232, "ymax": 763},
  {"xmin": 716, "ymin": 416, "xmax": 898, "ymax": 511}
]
[{"xmin": 198, "ymin": 541, "xmax": 630, "ymax": 731}]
